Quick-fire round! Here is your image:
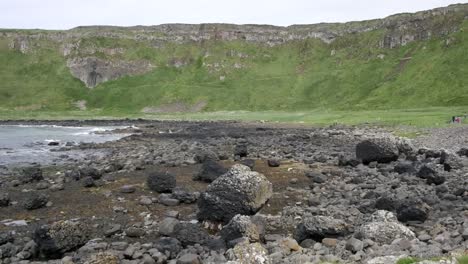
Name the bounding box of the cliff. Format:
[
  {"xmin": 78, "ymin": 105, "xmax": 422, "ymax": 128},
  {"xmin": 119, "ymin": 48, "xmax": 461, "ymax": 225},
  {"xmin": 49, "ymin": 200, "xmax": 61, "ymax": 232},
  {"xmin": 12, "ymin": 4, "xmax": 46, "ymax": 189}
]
[{"xmin": 0, "ymin": 4, "xmax": 467, "ymax": 112}]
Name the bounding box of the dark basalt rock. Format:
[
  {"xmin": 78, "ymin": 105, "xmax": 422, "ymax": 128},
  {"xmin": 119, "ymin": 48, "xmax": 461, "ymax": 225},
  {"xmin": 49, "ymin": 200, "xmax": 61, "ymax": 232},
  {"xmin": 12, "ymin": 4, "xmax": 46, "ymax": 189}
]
[{"xmin": 147, "ymin": 171, "xmax": 176, "ymax": 193}]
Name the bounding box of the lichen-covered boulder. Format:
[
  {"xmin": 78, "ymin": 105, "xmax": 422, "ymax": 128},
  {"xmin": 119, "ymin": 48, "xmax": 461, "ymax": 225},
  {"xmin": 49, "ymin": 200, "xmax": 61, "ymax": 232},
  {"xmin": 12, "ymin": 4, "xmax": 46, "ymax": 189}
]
[
  {"xmin": 226, "ymin": 241, "xmax": 271, "ymax": 264},
  {"xmin": 356, "ymin": 210, "xmax": 415, "ymax": 245},
  {"xmin": 34, "ymin": 220, "xmax": 92, "ymax": 258},
  {"xmin": 197, "ymin": 164, "xmax": 273, "ymax": 223}
]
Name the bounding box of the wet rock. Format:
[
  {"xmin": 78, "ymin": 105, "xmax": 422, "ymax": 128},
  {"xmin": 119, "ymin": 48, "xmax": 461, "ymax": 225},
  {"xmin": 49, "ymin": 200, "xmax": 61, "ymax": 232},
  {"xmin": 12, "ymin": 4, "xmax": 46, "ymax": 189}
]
[
  {"xmin": 197, "ymin": 164, "xmax": 273, "ymax": 223},
  {"xmin": 294, "ymin": 215, "xmax": 348, "ymax": 242},
  {"xmin": 0, "ymin": 193, "xmax": 10, "ymax": 207},
  {"xmin": 267, "ymin": 159, "xmax": 280, "ymax": 167},
  {"xmin": 147, "ymin": 171, "xmax": 176, "ymax": 193},
  {"xmin": 357, "ymin": 210, "xmax": 415, "ymax": 245},
  {"xmin": 193, "ymin": 159, "xmax": 227, "ymax": 183},
  {"xmin": 34, "ymin": 220, "xmax": 92, "ymax": 258},
  {"xmin": 153, "ymin": 237, "xmax": 182, "ymax": 259},
  {"xmin": 356, "ymin": 138, "xmax": 399, "ymax": 164},
  {"xmin": 22, "ymin": 192, "xmax": 48, "ymax": 210},
  {"xmin": 172, "ymin": 222, "xmax": 210, "ymax": 246},
  {"xmin": 20, "ymin": 166, "xmax": 43, "ymax": 183},
  {"xmin": 48, "ymin": 141, "xmax": 60, "ymax": 146},
  {"xmin": 220, "ymin": 215, "xmax": 260, "ymax": 244}
]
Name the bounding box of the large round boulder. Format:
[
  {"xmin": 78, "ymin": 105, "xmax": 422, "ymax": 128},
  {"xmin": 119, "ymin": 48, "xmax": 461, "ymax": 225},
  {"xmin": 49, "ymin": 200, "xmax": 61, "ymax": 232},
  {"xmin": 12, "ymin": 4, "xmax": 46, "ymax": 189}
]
[
  {"xmin": 33, "ymin": 220, "xmax": 92, "ymax": 258},
  {"xmin": 356, "ymin": 138, "xmax": 399, "ymax": 164},
  {"xmin": 197, "ymin": 164, "xmax": 273, "ymax": 223},
  {"xmin": 356, "ymin": 210, "xmax": 415, "ymax": 245},
  {"xmin": 147, "ymin": 171, "xmax": 176, "ymax": 193}
]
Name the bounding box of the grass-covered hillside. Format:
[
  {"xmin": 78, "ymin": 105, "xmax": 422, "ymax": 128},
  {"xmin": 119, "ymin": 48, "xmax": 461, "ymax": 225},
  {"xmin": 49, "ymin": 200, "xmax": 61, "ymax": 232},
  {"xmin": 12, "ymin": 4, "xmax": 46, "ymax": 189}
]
[{"xmin": 0, "ymin": 4, "xmax": 467, "ymax": 116}]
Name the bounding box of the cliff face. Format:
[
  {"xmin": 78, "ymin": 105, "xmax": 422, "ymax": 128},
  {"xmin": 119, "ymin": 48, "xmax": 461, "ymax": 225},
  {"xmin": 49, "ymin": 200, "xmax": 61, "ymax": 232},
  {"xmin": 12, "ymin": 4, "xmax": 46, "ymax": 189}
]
[{"xmin": 0, "ymin": 4, "xmax": 467, "ymax": 111}]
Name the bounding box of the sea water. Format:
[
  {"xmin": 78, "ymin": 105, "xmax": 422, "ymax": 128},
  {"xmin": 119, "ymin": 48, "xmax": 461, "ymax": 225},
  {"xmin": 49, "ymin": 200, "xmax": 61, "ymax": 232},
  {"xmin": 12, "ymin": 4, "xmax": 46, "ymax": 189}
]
[{"xmin": 0, "ymin": 125, "xmax": 128, "ymax": 165}]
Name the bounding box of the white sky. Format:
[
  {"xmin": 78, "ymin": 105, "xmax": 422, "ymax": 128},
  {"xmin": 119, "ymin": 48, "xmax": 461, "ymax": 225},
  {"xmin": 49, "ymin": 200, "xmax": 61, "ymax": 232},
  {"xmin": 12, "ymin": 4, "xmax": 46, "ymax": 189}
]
[{"xmin": 1, "ymin": 0, "xmax": 467, "ymax": 29}]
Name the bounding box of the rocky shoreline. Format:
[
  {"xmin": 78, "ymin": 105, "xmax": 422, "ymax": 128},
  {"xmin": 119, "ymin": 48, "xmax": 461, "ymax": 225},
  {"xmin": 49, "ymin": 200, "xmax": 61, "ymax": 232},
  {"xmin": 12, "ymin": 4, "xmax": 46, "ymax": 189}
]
[{"xmin": 0, "ymin": 120, "xmax": 467, "ymax": 264}]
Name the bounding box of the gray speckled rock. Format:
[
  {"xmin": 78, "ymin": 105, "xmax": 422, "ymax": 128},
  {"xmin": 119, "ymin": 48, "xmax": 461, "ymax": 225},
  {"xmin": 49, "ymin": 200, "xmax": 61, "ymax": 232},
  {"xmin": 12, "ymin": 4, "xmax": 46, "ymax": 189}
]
[
  {"xmin": 197, "ymin": 164, "xmax": 273, "ymax": 223},
  {"xmin": 357, "ymin": 210, "xmax": 415, "ymax": 245}
]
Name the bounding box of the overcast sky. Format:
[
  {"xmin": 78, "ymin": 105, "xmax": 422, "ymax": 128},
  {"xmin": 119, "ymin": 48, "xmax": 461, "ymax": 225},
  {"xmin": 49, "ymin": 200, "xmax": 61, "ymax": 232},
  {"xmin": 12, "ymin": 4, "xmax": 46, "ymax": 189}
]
[{"xmin": 1, "ymin": 0, "xmax": 467, "ymax": 29}]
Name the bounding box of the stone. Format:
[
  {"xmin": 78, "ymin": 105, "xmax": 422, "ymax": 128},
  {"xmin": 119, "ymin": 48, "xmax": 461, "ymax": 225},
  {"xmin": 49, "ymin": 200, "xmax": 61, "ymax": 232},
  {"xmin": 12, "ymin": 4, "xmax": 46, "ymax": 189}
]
[
  {"xmin": 82, "ymin": 176, "xmax": 95, "ymax": 188},
  {"xmin": 193, "ymin": 148, "xmax": 219, "ymax": 163},
  {"xmin": 322, "ymin": 238, "xmax": 338, "ymax": 247},
  {"xmin": 220, "ymin": 215, "xmax": 260, "ymax": 244},
  {"xmin": 139, "ymin": 196, "xmax": 153, "ymax": 205},
  {"xmin": 0, "ymin": 193, "xmax": 10, "ymax": 207},
  {"xmin": 227, "ymin": 241, "xmax": 270, "ymax": 264},
  {"xmin": 193, "ymin": 159, "xmax": 227, "ymax": 183},
  {"xmin": 241, "ymin": 159, "xmax": 256, "ymax": 169},
  {"xmin": 440, "ymin": 150, "xmax": 464, "ymax": 171},
  {"xmin": 0, "ymin": 232, "xmax": 14, "ymax": 245},
  {"xmin": 396, "ymin": 200, "xmax": 428, "ymax": 223},
  {"xmin": 177, "ymin": 253, "xmax": 201, "ymax": 264},
  {"xmin": 394, "ymin": 161, "xmax": 417, "ymax": 174},
  {"xmin": 197, "ymin": 164, "xmax": 273, "ymax": 223},
  {"xmin": 234, "ymin": 144, "xmax": 248, "ymax": 157},
  {"xmin": 22, "ymin": 192, "xmax": 48, "ymax": 210},
  {"xmin": 104, "ymin": 224, "xmax": 121, "ymax": 237},
  {"xmin": 125, "ymin": 227, "xmax": 145, "ymax": 238},
  {"xmin": 345, "ymin": 237, "xmax": 364, "ymax": 253},
  {"xmin": 147, "ymin": 171, "xmax": 176, "ymax": 193},
  {"xmin": 34, "ymin": 220, "xmax": 92, "ymax": 258},
  {"xmin": 153, "ymin": 237, "xmax": 182, "ymax": 259},
  {"xmin": 357, "ymin": 210, "xmax": 415, "ymax": 245},
  {"xmin": 120, "ymin": 185, "xmax": 136, "ymax": 193},
  {"xmin": 294, "ymin": 215, "xmax": 348, "ymax": 242},
  {"xmin": 20, "ymin": 166, "xmax": 43, "ymax": 183},
  {"xmin": 158, "ymin": 217, "xmax": 180, "ymax": 236},
  {"xmin": 79, "ymin": 167, "xmax": 102, "ymax": 180},
  {"xmin": 172, "ymin": 222, "xmax": 210, "ymax": 246},
  {"xmin": 267, "ymin": 159, "xmax": 280, "ymax": 167},
  {"xmin": 280, "ymin": 238, "xmax": 301, "ymax": 252},
  {"xmin": 417, "ymin": 165, "xmax": 445, "ymax": 185},
  {"xmin": 356, "ymin": 138, "xmax": 399, "ymax": 164},
  {"xmin": 172, "ymin": 187, "xmax": 199, "ymax": 204},
  {"xmin": 158, "ymin": 194, "xmax": 180, "ymax": 206}
]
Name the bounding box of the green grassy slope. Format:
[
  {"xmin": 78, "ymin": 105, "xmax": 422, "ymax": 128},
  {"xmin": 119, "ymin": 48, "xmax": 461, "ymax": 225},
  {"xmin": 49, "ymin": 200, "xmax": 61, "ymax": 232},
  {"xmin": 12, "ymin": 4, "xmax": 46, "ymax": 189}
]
[{"xmin": 0, "ymin": 20, "xmax": 467, "ymax": 115}]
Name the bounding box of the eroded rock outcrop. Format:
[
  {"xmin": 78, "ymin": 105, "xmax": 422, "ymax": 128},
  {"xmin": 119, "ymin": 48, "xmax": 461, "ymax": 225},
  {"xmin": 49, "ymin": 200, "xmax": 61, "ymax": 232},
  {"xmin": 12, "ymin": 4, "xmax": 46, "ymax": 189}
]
[{"xmin": 66, "ymin": 57, "xmax": 153, "ymax": 88}]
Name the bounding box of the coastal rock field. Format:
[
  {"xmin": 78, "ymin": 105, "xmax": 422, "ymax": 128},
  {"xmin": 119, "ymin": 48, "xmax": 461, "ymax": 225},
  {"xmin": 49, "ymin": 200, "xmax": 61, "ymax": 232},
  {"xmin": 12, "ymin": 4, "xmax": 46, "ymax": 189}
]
[{"xmin": 0, "ymin": 120, "xmax": 466, "ymax": 263}]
